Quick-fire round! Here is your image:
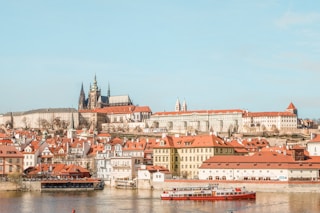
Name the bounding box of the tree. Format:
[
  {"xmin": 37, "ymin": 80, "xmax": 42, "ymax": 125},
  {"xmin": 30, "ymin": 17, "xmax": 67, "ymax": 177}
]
[
  {"xmin": 8, "ymin": 172, "xmax": 22, "ymax": 190},
  {"xmin": 22, "ymin": 117, "xmax": 29, "ymax": 129}
]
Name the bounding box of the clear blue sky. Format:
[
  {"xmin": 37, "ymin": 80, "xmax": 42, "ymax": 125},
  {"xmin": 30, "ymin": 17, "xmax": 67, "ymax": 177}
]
[{"xmin": 1, "ymin": 1, "xmax": 320, "ymax": 119}]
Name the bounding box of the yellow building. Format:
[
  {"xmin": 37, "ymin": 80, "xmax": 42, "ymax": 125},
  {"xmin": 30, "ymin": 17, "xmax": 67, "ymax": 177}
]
[{"xmin": 153, "ymin": 134, "xmax": 235, "ymax": 179}]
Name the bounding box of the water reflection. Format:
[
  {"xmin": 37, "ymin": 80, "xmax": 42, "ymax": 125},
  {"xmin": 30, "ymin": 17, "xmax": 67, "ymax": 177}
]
[{"xmin": 0, "ymin": 189, "xmax": 319, "ymax": 213}]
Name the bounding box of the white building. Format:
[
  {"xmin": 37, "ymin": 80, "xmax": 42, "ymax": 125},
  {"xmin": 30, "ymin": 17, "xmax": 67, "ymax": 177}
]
[
  {"xmin": 96, "ymin": 151, "xmax": 112, "ymax": 180},
  {"xmin": 307, "ymin": 134, "xmax": 320, "ymax": 156},
  {"xmin": 152, "ymin": 171, "xmax": 165, "ymax": 182},
  {"xmin": 22, "ymin": 143, "xmax": 39, "ymax": 170},
  {"xmin": 110, "ymin": 156, "xmax": 135, "ymax": 180},
  {"xmin": 199, "ymin": 149, "xmax": 320, "ymax": 181},
  {"xmin": 147, "ymin": 109, "xmax": 243, "ymax": 134},
  {"xmin": 242, "ymin": 103, "xmax": 298, "ymax": 133},
  {"xmin": 137, "ymin": 164, "xmax": 151, "ymax": 180}
]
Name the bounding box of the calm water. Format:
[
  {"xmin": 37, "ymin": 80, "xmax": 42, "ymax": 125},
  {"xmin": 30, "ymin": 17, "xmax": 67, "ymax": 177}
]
[{"xmin": 0, "ymin": 188, "xmax": 319, "ymax": 213}]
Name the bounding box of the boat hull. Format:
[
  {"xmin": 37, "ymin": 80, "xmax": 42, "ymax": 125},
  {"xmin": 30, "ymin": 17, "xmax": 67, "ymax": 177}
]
[
  {"xmin": 160, "ymin": 184, "xmax": 256, "ymax": 201},
  {"xmin": 161, "ymin": 193, "xmax": 256, "ymax": 201}
]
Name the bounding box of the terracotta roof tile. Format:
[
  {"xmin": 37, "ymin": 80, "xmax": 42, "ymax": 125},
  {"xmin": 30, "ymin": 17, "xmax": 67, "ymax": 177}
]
[{"xmin": 153, "ymin": 109, "xmax": 244, "ymax": 116}]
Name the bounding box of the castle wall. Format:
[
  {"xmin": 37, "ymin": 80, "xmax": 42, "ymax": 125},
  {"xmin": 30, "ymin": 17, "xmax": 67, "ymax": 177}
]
[{"xmin": 0, "ymin": 109, "xmax": 79, "ymax": 130}]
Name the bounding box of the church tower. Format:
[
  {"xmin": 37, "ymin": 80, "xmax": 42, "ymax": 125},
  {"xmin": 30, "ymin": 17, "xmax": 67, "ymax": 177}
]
[
  {"xmin": 88, "ymin": 75, "xmax": 101, "ymax": 109},
  {"xmin": 78, "ymin": 83, "xmax": 86, "ymax": 110},
  {"xmin": 175, "ymin": 98, "xmax": 181, "ymax": 112},
  {"xmin": 182, "ymin": 99, "xmax": 187, "ymax": 111},
  {"xmin": 286, "ymin": 102, "xmax": 298, "ymax": 117},
  {"xmin": 107, "ymin": 82, "xmax": 111, "ymax": 98}
]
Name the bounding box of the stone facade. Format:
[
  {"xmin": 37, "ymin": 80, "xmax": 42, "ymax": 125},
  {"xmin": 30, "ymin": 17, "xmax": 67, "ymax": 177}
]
[
  {"xmin": 147, "ymin": 109, "xmax": 243, "ymax": 135},
  {"xmin": 0, "ymin": 108, "xmax": 79, "ymax": 130}
]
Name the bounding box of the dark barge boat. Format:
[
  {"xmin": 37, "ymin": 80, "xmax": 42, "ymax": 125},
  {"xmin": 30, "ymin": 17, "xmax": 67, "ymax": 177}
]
[{"xmin": 41, "ymin": 178, "xmax": 105, "ymax": 191}]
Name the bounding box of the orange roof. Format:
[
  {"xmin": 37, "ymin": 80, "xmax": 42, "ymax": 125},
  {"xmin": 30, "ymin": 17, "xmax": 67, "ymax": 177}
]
[
  {"xmin": 287, "ymin": 102, "xmax": 297, "ymax": 110},
  {"xmin": 200, "ymin": 151, "xmax": 320, "ymax": 170},
  {"xmin": 0, "ymin": 145, "xmax": 24, "ymax": 158},
  {"xmin": 80, "ymin": 105, "xmax": 152, "ymax": 114},
  {"xmin": 153, "ymin": 109, "xmax": 244, "ymax": 116},
  {"xmin": 29, "ymin": 163, "xmax": 90, "ymax": 176},
  {"xmin": 309, "ymin": 134, "xmax": 320, "ymax": 143},
  {"xmin": 0, "ymin": 139, "xmax": 12, "ymax": 145},
  {"xmin": 243, "ymin": 111, "xmax": 296, "ymax": 117},
  {"xmin": 146, "ymin": 165, "xmax": 170, "ymax": 173},
  {"xmin": 97, "ymin": 133, "xmax": 111, "ymax": 137},
  {"xmin": 153, "ymin": 134, "xmax": 233, "ymax": 149},
  {"xmin": 110, "ymin": 137, "xmax": 123, "ymax": 145},
  {"xmin": 123, "ymin": 140, "xmax": 146, "ymax": 151},
  {"xmin": 88, "ymin": 144, "xmax": 105, "ymax": 156},
  {"xmin": 0, "ymin": 133, "xmax": 8, "ymax": 138}
]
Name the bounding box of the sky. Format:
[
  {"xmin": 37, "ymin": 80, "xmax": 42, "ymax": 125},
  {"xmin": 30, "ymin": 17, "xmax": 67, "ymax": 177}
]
[{"xmin": 0, "ymin": 1, "xmax": 320, "ymax": 119}]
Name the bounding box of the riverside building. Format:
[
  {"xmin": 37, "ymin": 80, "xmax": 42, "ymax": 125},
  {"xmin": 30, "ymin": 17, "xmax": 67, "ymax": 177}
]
[
  {"xmin": 199, "ymin": 147, "xmax": 320, "ymax": 181},
  {"xmin": 152, "ymin": 134, "xmax": 237, "ymax": 179}
]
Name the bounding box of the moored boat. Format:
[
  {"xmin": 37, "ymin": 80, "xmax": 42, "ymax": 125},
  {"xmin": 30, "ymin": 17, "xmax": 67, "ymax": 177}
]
[
  {"xmin": 161, "ymin": 184, "xmax": 256, "ymax": 201},
  {"xmin": 41, "ymin": 178, "xmax": 105, "ymax": 191}
]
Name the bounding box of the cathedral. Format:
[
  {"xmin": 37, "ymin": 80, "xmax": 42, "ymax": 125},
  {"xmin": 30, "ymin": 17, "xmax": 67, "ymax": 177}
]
[{"xmin": 78, "ymin": 75, "xmax": 133, "ymax": 110}]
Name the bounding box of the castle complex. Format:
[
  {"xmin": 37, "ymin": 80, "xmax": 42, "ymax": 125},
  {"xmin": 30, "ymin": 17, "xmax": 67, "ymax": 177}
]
[
  {"xmin": 78, "ymin": 75, "xmax": 133, "ymax": 110},
  {"xmin": 0, "ymin": 75, "xmax": 299, "ymax": 135}
]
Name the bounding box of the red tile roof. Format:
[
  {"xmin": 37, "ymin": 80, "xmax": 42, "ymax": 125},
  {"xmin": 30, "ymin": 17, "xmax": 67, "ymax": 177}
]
[
  {"xmin": 153, "ymin": 134, "xmax": 233, "ymax": 149},
  {"xmin": 243, "ymin": 111, "xmax": 296, "ymax": 117},
  {"xmin": 0, "ymin": 133, "xmax": 8, "ymax": 138},
  {"xmin": 123, "ymin": 140, "xmax": 146, "ymax": 151},
  {"xmin": 309, "ymin": 134, "xmax": 320, "ymax": 143},
  {"xmin": 287, "ymin": 102, "xmax": 297, "ymax": 110},
  {"xmin": 200, "ymin": 151, "xmax": 320, "ymax": 170},
  {"xmin": 28, "ymin": 163, "xmax": 90, "ymax": 177},
  {"xmin": 97, "ymin": 133, "xmax": 111, "ymax": 137},
  {"xmin": 146, "ymin": 165, "xmax": 170, "ymax": 173},
  {"xmin": 153, "ymin": 109, "xmax": 244, "ymax": 116},
  {"xmin": 79, "ymin": 105, "xmax": 152, "ymax": 114},
  {"xmin": 0, "ymin": 145, "xmax": 23, "ymax": 158}
]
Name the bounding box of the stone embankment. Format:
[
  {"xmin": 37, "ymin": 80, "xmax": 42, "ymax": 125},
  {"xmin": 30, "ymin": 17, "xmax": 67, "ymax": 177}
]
[
  {"xmin": 140, "ymin": 180, "xmax": 320, "ymax": 193},
  {"xmin": 1, "ymin": 180, "xmax": 319, "ymax": 193},
  {"xmin": 0, "ymin": 181, "xmax": 41, "ymax": 191}
]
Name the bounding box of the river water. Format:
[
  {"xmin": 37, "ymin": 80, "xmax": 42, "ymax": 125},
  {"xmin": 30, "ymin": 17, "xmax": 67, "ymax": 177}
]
[{"xmin": 0, "ymin": 188, "xmax": 319, "ymax": 213}]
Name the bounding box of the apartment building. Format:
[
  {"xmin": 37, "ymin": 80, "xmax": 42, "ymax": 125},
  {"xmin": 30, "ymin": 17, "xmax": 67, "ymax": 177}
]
[
  {"xmin": 153, "ymin": 134, "xmax": 236, "ymax": 179},
  {"xmin": 0, "ymin": 145, "xmax": 24, "ymax": 177}
]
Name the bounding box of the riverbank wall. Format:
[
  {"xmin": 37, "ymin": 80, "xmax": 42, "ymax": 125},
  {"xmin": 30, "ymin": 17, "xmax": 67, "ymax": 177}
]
[
  {"xmin": 1, "ymin": 180, "xmax": 319, "ymax": 192},
  {"xmin": 0, "ymin": 181, "xmax": 41, "ymax": 191},
  {"xmin": 139, "ymin": 180, "xmax": 320, "ymax": 193}
]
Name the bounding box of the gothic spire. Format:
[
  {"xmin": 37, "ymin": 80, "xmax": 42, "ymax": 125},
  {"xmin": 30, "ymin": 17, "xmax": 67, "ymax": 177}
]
[
  {"xmin": 91, "ymin": 74, "xmax": 98, "ymax": 91},
  {"xmin": 107, "ymin": 82, "xmax": 111, "ymax": 97},
  {"xmin": 80, "ymin": 82, "xmax": 85, "ymax": 96},
  {"xmin": 78, "ymin": 82, "xmax": 86, "ymax": 110},
  {"xmin": 175, "ymin": 98, "xmax": 181, "ymax": 112},
  {"xmin": 182, "ymin": 98, "xmax": 187, "ymax": 111}
]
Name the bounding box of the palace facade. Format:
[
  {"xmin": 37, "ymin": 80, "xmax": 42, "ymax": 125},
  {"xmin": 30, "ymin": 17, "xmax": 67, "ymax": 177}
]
[
  {"xmin": 146, "ymin": 100, "xmax": 298, "ymax": 135},
  {"xmin": 0, "ymin": 75, "xmax": 298, "ymax": 135}
]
